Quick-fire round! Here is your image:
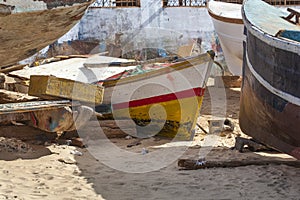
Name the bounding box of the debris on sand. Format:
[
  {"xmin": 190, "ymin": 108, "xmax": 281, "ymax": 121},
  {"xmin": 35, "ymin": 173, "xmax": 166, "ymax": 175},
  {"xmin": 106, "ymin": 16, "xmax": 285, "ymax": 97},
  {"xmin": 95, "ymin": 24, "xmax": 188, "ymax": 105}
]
[{"xmin": 0, "ymin": 137, "xmax": 32, "ymax": 153}]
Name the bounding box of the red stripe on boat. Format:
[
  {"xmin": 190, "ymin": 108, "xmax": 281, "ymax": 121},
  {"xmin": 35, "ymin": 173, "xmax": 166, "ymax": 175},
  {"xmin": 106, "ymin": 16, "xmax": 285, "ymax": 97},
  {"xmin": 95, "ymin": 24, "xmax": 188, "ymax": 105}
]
[{"xmin": 112, "ymin": 87, "xmax": 205, "ymax": 110}]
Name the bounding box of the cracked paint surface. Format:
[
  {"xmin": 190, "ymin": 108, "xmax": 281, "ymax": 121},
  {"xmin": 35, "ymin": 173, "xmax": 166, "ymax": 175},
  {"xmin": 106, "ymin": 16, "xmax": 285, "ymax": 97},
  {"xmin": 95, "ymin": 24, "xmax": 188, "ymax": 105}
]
[
  {"xmin": 0, "ymin": 0, "xmax": 91, "ymax": 12},
  {"xmin": 0, "ymin": 0, "xmax": 93, "ymax": 67}
]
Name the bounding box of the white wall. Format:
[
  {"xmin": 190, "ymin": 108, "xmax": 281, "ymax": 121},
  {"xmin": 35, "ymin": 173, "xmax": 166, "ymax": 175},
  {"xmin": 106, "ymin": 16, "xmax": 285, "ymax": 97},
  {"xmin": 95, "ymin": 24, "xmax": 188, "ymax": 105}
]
[{"xmin": 59, "ymin": 0, "xmax": 218, "ymax": 55}]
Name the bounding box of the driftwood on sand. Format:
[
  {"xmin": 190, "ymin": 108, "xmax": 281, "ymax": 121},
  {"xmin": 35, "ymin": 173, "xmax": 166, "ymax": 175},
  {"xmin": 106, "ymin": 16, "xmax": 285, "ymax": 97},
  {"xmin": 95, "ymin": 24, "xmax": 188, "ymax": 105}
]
[{"xmin": 178, "ymin": 158, "xmax": 300, "ymax": 170}]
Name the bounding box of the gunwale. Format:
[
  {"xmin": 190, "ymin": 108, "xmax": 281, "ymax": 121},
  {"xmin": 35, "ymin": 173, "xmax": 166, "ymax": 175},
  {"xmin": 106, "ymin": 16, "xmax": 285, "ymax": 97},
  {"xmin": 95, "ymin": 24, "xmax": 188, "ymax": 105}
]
[{"xmin": 102, "ymin": 52, "xmax": 214, "ymax": 88}]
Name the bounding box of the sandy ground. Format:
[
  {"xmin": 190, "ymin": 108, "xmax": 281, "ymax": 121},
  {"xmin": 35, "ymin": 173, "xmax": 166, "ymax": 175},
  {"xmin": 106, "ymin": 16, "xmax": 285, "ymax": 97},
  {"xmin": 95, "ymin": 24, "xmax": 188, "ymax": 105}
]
[{"xmin": 0, "ymin": 86, "xmax": 299, "ymax": 200}]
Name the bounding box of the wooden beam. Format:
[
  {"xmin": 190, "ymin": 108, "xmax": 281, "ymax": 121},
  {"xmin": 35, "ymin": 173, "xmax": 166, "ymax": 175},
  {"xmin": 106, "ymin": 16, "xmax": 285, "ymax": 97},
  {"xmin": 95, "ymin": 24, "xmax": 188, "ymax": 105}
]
[
  {"xmin": 178, "ymin": 158, "xmax": 300, "ymax": 169},
  {"xmin": 0, "ymin": 100, "xmax": 72, "ymax": 114},
  {"xmin": 28, "ymin": 75, "xmax": 104, "ymax": 104},
  {"xmin": 0, "ymin": 64, "xmax": 27, "ymax": 73},
  {"xmin": 0, "ymin": 112, "xmax": 31, "ymax": 124}
]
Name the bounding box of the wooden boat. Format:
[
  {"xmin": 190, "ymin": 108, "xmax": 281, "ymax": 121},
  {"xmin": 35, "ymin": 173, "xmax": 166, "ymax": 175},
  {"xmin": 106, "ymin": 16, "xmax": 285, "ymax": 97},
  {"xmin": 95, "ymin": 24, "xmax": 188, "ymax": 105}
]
[
  {"xmin": 240, "ymin": 0, "xmax": 300, "ymax": 159},
  {"xmin": 0, "ymin": 0, "xmax": 94, "ymax": 67},
  {"xmin": 8, "ymin": 52, "xmax": 214, "ymax": 139},
  {"xmin": 207, "ymin": 0, "xmax": 244, "ymax": 76},
  {"xmin": 207, "ymin": 0, "xmax": 300, "ymax": 76},
  {"xmin": 99, "ymin": 51, "xmax": 215, "ymax": 140}
]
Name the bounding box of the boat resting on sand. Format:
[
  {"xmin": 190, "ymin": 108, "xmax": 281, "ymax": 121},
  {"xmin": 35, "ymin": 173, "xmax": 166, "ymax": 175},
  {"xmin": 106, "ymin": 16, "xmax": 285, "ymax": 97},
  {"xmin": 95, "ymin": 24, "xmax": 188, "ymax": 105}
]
[
  {"xmin": 0, "ymin": 0, "xmax": 94, "ymax": 67},
  {"xmin": 207, "ymin": 0, "xmax": 300, "ymax": 76},
  {"xmin": 240, "ymin": 0, "xmax": 300, "ymax": 159},
  {"xmin": 97, "ymin": 51, "xmax": 215, "ymax": 140},
  {"xmin": 207, "ymin": 0, "xmax": 244, "ymax": 76}
]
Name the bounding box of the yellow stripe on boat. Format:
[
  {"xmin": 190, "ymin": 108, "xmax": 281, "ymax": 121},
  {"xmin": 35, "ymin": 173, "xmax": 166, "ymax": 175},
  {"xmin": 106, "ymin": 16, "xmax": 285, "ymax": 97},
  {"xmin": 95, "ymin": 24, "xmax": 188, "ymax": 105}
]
[{"xmin": 112, "ymin": 95, "xmax": 204, "ymax": 140}]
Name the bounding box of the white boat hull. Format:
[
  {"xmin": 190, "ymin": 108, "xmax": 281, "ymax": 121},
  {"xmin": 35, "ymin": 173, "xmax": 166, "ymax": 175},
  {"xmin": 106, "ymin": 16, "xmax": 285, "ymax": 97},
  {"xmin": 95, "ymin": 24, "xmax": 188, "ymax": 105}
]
[
  {"xmin": 100, "ymin": 52, "xmax": 214, "ymax": 139},
  {"xmin": 210, "ymin": 17, "xmax": 244, "ymax": 75},
  {"xmin": 208, "ymin": 1, "xmax": 244, "ymax": 76},
  {"xmin": 208, "ymin": 0, "xmax": 300, "ymax": 76},
  {"xmin": 102, "ymin": 56, "xmax": 212, "ymax": 105}
]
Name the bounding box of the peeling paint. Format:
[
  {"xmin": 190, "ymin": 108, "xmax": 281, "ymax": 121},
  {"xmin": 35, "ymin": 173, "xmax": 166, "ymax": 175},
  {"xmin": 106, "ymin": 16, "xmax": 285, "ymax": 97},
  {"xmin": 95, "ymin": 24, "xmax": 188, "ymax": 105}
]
[
  {"xmin": 37, "ymin": 0, "xmax": 92, "ymax": 9},
  {"xmin": 73, "ymin": 1, "xmax": 217, "ymax": 55},
  {"xmin": 0, "ymin": 0, "xmax": 91, "ymax": 12},
  {"xmin": 0, "ymin": 1, "xmax": 93, "ymax": 67}
]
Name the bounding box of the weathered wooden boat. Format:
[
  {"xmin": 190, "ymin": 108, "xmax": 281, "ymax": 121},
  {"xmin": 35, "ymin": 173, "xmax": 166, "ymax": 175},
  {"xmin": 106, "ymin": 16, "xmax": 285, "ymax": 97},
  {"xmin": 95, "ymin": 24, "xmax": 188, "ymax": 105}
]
[
  {"xmin": 207, "ymin": 0, "xmax": 300, "ymax": 76},
  {"xmin": 240, "ymin": 0, "xmax": 300, "ymax": 159},
  {"xmin": 9, "ymin": 52, "xmax": 214, "ymax": 139},
  {"xmin": 0, "ymin": 0, "xmax": 94, "ymax": 67},
  {"xmin": 99, "ymin": 51, "xmax": 215, "ymax": 140}
]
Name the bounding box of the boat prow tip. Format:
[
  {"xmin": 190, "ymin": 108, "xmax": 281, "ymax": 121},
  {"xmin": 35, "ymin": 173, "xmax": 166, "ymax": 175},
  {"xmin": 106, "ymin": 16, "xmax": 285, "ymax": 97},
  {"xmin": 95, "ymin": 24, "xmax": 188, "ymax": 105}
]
[{"xmin": 207, "ymin": 50, "xmax": 216, "ymax": 59}]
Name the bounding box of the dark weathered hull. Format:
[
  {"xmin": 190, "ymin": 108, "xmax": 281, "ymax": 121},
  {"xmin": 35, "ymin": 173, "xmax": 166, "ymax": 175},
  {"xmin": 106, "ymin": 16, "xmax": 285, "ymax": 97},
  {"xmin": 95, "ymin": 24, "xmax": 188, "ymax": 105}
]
[
  {"xmin": 0, "ymin": 0, "xmax": 93, "ymax": 67},
  {"xmin": 240, "ymin": 48, "xmax": 300, "ymax": 159},
  {"xmin": 240, "ymin": 0, "xmax": 300, "ymax": 159}
]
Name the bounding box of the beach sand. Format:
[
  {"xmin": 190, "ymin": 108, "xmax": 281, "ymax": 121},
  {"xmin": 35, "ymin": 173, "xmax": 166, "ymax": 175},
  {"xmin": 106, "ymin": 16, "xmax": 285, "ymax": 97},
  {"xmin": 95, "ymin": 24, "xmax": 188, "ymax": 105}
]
[{"xmin": 0, "ymin": 86, "xmax": 299, "ymax": 200}]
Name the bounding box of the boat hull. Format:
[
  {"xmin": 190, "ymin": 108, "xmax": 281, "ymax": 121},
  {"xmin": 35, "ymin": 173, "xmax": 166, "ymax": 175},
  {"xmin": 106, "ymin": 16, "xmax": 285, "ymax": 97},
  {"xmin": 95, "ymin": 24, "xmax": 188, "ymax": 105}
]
[
  {"xmin": 240, "ymin": 53, "xmax": 300, "ymax": 159},
  {"xmin": 208, "ymin": 1, "xmax": 244, "ymax": 76},
  {"xmin": 0, "ymin": 0, "xmax": 93, "ymax": 67},
  {"xmin": 113, "ymin": 91, "xmax": 204, "ymax": 140},
  {"xmin": 102, "ymin": 53, "xmax": 214, "ymax": 140},
  {"xmin": 207, "ymin": 0, "xmax": 300, "ymax": 76},
  {"xmin": 240, "ymin": 0, "xmax": 300, "ymax": 159}
]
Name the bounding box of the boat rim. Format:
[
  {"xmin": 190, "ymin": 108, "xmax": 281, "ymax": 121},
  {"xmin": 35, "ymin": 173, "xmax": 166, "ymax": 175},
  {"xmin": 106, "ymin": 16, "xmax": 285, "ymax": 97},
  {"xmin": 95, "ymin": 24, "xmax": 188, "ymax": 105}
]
[
  {"xmin": 242, "ymin": 4, "xmax": 300, "ymax": 54},
  {"xmin": 102, "ymin": 52, "xmax": 214, "ymax": 88},
  {"xmin": 207, "ymin": 1, "xmax": 243, "ymax": 24}
]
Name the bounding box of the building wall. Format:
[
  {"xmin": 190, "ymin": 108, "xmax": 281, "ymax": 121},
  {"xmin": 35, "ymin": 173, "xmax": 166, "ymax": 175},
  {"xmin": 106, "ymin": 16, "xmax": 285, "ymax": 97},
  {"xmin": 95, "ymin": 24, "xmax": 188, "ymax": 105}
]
[{"xmin": 59, "ymin": 0, "xmax": 220, "ymax": 56}]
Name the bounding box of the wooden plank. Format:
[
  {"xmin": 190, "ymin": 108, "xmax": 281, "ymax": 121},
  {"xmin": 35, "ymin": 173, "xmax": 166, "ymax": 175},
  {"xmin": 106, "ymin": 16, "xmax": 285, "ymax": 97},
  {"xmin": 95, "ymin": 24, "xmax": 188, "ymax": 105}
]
[
  {"xmin": 0, "ymin": 74, "xmax": 4, "ymax": 89},
  {"xmin": 0, "ymin": 64, "xmax": 27, "ymax": 73},
  {"xmin": 83, "ymin": 55, "xmax": 176, "ymax": 68},
  {"xmin": 5, "ymin": 81, "xmax": 29, "ymax": 94},
  {"xmin": 83, "ymin": 55, "xmax": 135, "ymax": 68},
  {"xmin": 0, "ymin": 89, "xmax": 38, "ymax": 103},
  {"xmin": 178, "ymin": 158, "xmax": 300, "ymax": 169},
  {"xmin": 0, "ymin": 112, "xmax": 31, "ymax": 124},
  {"xmin": 0, "ymin": 100, "xmax": 72, "ymax": 114},
  {"xmin": 28, "ymin": 75, "xmax": 104, "ymax": 104},
  {"xmin": 9, "ymin": 58, "xmax": 88, "ymax": 80}
]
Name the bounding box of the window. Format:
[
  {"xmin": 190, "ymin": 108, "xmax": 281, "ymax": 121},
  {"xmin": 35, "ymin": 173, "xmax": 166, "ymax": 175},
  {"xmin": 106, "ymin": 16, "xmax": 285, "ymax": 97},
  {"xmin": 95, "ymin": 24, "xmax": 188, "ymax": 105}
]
[
  {"xmin": 163, "ymin": 0, "xmax": 207, "ymax": 7},
  {"xmin": 91, "ymin": 0, "xmax": 140, "ymax": 7}
]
